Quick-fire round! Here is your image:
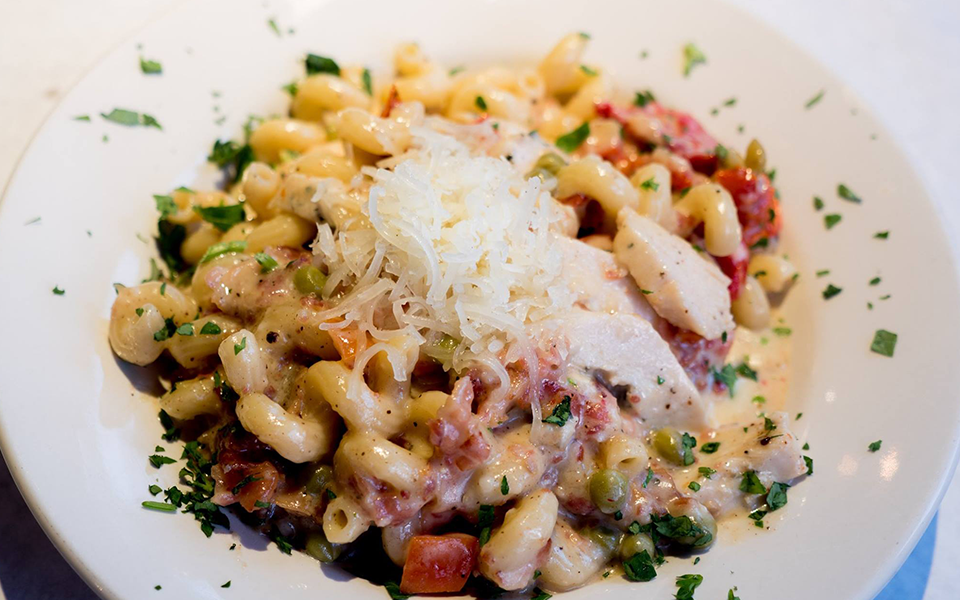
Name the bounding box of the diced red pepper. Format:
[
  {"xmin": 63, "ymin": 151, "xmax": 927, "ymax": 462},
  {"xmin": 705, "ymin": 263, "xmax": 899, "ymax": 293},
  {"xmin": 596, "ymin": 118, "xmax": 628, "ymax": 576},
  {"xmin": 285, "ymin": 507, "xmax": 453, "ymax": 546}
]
[
  {"xmin": 714, "ymin": 167, "xmax": 782, "ymax": 248},
  {"xmin": 400, "ymin": 534, "xmax": 479, "ymax": 594},
  {"xmin": 714, "ymin": 241, "xmax": 749, "ymax": 301}
]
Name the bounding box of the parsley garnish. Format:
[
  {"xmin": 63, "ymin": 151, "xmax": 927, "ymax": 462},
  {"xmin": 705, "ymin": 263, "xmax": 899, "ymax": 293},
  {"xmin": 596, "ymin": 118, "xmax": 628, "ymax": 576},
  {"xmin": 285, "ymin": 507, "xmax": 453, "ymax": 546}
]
[
  {"xmin": 679, "ymin": 433, "xmax": 697, "ymax": 466},
  {"xmin": 475, "ymin": 95, "xmax": 488, "ymax": 111},
  {"xmin": 221, "ymin": 581, "xmax": 231, "ymax": 589},
  {"xmin": 384, "ymin": 582, "xmax": 409, "ymax": 600},
  {"xmin": 868, "ymin": 440, "xmax": 883, "ymax": 452},
  {"xmin": 531, "ymin": 588, "xmax": 552, "ymax": 600},
  {"xmin": 362, "ymin": 68, "xmax": 373, "ymax": 95},
  {"xmin": 282, "ymin": 81, "xmax": 299, "ymax": 95},
  {"xmin": 712, "ymin": 364, "xmax": 737, "ymax": 396},
  {"xmin": 142, "ymin": 500, "xmax": 177, "ymax": 512},
  {"xmin": 149, "ymin": 484, "xmax": 162, "ymax": 496},
  {"xmin": 254, "ymin": 252, "xmax": 278, "ymax": 273},
  {"xmin": 874, "ymin": 230, "xmax": 890, "ymax": 239},
  {"xmin": 194, "ymin": 204, "xmax": 245, "ymax": 231},
  {"xmin": 305, "ymin": 53, "xmax": 340, "ymax": 76},
  {"xmin": 640, "ymin": 177, "xmax": 660, "ymax": 191},
  {"xmin": 804, "ymin": 89, "xmax": 825, "ymax": 109},
  {"xmin": 766, "ymin": 482, "xmax": 789, "ymax": 511},
  {"xmin": 73, "ymin": 115, "xmax": 90, "ymax": 122},
  {"xmin": 688, "ymin": 481, "xmax": 701, "ymax": 492},
  {"xmin": 739, "ymin": 471, "xmax": 766, "ymax": 494},
  {"xmin": 675, "ymin": 574, "xmax": 704, "ymax": 599},
  {"xmin": 555, "ymin": 123, "xmax": 590, "ymax": 153},
  {"xmin": 623, "ymin": 550, "xmax": 657, "ymax": 582},
  {"xmin": 735, "ymin": 361, "xmax": 757, "ymax": 381},
  {"xmin": 231, "ymin": 475, "xmax": 262, "ymax": 495},
  {"xmin": 698, "ymin": 466, "xmax": 716, "ymax": 478},
  {"xmin": 870, "ymin": 330, "xmax": 897, "ymax": 357},
  {"xmin": 773, "ymin": 327, "xmax": 792, "ymax": 337},
  {"xmin": 149, "ymin": 454, "xmax": 176, "ymax": 468},
  {"xmin": 657, "ymin": 375, "xmax": 665, "ymax": 385},
  {"xmin": 154, "ymin": 194, "xmax": 177, "ymax": 218},
  {"xmin": 140, "ymin": 58, "xmax": 163, "ymax": 74},
  {"xmin": 580, "ymin": 64, "xmax": 597, "ymax": 76},
  {"xmin": 700, "ymin": 442, "xmax": 720, "ymax": 454},
  {"xmin": 52, "ymin": 286, "xmax": 65, "ymax": 295},
  {"xmin": 824, "ymin": 213, "xmax": 842, "ymax": 230},
  {"xmin": 271, "ymin": 529, "xmax": 294, "ymax": 554},
  {"xmin": 837, "ymin": 183, "xmax": 862, "ymax": 203},
  {"xmin": 234, "ymin": 337, "xmax": 247, "ymax": 355},
  {"xmin": 477, "ymin": 504, "xmax": 495, "ymax": 546},
  {"xmin": 804, "ymin": 455, "xmax": 814, "ymax": 476},
  {"xmin": 199, "ymin": 240, "xmax": 248, "ymax": 264},
  {"xmin": 542, "ymin": 395, "xmax": 572, "ymax": 426},
  {"xmin": 159, "ymin": 409, "xmax": 179, "ymax": 441},
  {"xmin": 633, "ymin": 90, "xmax": 656, "ymax": 107},
  {"xmin": 207, "ymin": 139, "xmax": 254, "ymax": 183},
  {"xmin": 822, "ymin": 284, "xmax": 842, "ymax": 300},
  {"xmin": 643, "ymin": 467, "xmax": 654, "ymax": 488},
  {"xmin": 682, "ymin": 43, "xmax": 707, "ymax": 77},
  {"xmin": 750, "ymin": 237, "xmax": 769, "ymax": 250},
  {"xmin": 101, "ymin": 108, "xmax": 162, "ymax": 129},
  {"xmin": 153, "ymin": 318, "xmax": 176, "ymax": 342},
  {"xmin": 500, "ymin": 476, "xmax": 509, "ymax": 495},
  {"xmin": 255, "ymin": 500, "xmax": 271, "ymax": 508},
  {"xmin": 176, "ymin": 323, "xmax": 194, "ymax": 336},
  {"xmin": 199, "ymin": 321, "xmax": 222, "ymax": 335},
  {"xmin": 869, "ymin": 276, "xmax": 881, "ymax": 286},
  {"xmin": 729, "ymin": 589, "xmax": 741, "ymax": 600}
]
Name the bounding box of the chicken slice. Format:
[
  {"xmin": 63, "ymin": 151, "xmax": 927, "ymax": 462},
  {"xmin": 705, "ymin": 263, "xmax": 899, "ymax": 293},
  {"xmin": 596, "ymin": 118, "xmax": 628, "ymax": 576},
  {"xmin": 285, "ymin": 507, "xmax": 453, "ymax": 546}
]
[
  {"xmin": 613, "ymin": 208, "xmax": 734, "ymax": 340},
  {"xmin": 532, "ymin": 309, "xmax": 707, "ymax": 430},
  {"xmin": 553, "ymin": 234, "xmax": 656, "ymax": 321},
  {"xmin": 692, "ymin": 412, "xmax": 807, "ymax": 517}
]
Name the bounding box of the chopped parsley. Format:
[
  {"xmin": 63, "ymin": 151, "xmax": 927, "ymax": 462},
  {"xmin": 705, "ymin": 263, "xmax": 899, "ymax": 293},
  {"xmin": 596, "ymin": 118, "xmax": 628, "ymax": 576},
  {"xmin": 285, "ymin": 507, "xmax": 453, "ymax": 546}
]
[
  {"xmin": 640, "ymin": 177, "xmax": 660, "ymax": 191},
  {"xmin": 475, "ymin": 95, "xmax": 488, "ymax": 111},
  {"xmin": 623, "ymin": 550, "xmax": 657, "ymax": 582},
  {"xmin": 384, "ymin": 582, "xmax": 409, "ymax": 600},
  {"xmin": 282, "ymin": 81, "xmax": 299, "ymax": 95},
  {"xmin": 149, "ymin": 454, "xmax": 176, "ymax": 468},
  {"xmin": 870, "ymin": 329, "xmax": 898, "ymax": 357},
  {"xmin": 234, "ymin": 337, "xmax": 247, "ymax": 355},
  {"xmin": 477, "ymin": 504, "xmax": 495, "ymax": 546},
  {"xmin": 869, "ymin": 276, "xmax": 881, "ymax": 286},
  {"xmin": 837, "ymin": 183, "xmax": 862, "ymax": 204},
  {"xmin": 699, "ymin": 442, "xmax": 720, "ymax": 454},
  {"xmin": 680, "ymin": 433, "xmax": 697, "ymax": 466},
  {"xmin": 154, "ymin": 194, "xmax": 178, "ymax": 218},
  {"xmin": 221, "ymin": 581, "xmax": 231, "ymax": 588},
  {"xmin": 267, "ymin": 17, "xmax": 281, "ymax": 35},
  {"xmin": 207, "ymin": 139, "xmax": 254, "ymax": 183},
  {"xmin": 752, "ymin": 395, "xmax": 766, "ymax": 405},
  {"xmin": 824, "ymin": 213, "xmax": 842, "ymax": 230},
  {"xmin": 159, "ymin": 409, "xmax": 179, "ymax": 441},
  {"xmin": 642, "ymin": 289, "xmax": 654, "ymax": 295},
  {"xmin": 711, "ymin": 364, "xmax": 737, "ymax": 396},
  {"xmin": 657, "ymin": 375, "xmax": 665, "ymax": 385},
  {"xmin": 815, "ymin": 269, "xmax": 830, "ymax": 277},
  {"xmin": 101, "ymin": 108, "xmax": 162, "ymax": 129},
  {"xmin": 634, "ymin": 90, "xmax": 656, "ymax": 107},
  {"xmin": 813, "ymin": 196, "xmax": 824, "ymax": 211},
  {"xmin": 149, "ymin": 484, "xmax": 163, "ymax": 496},
  {"xmin": 739, "ymin": 471, "xmax": 766, "ymax": 494},
  {"xmin": 804, "ymin": 89, "xmax": 826, "ymax": 109},
  {"xmin": 687, "ymin": 481, "xmax": 701, "ymax": 492},
  {"xmin": 555, "ymin": 122, "xmax": 590, "ymax": 153},
  {"xmin": 763, "ymin": 416, "xmax": 777, "ymax": 431},
  {"xmin": 153, "ymin": 318, "xmax": 176, "ymax": 342},
  {"xmin": 822, "ymin": 283, "xmax": 842, "ymax": 300},
  {"xmin": 750, "ymin": 237, "xmax": 769, "ymax": 250},
  {"xmin": 199, "ymin": 321, "xmax": 222, "ymax": 335},
  {"xmin": 52, "ymin": 286, "xmax": 65, "ymax": 295},
  {"xmin": 176, "ymin": 323, "xmax": 194, "ymax": 336},
  {"xmin": 682, "ymin": 43, "xmax": 707, "ymax": 77},
  {"xmin": 271, "ymin": 529, "xmax": 294, "ymax": 554},
  {"xmin": 193, "ymin": 204, "xmax": 246, "ymax": 231},
  {"xmin": 766, "ymin": 482, "xmax": 789, "ymax": 511},
  {"xmin": 698, "ymin": 466, "xmax": 716, "ymax": 478},
  {"xmin": 542, "ymin": 395, "xmax": 572, "ymax": 426},
  {"xmin": 362, "ymin": 68, "xmax": 373, "ymax": 95},
  {"xmin": 804, "ymin": 455, "xmax": 814, "ymax": 476},
  {"xmin": 199, "ymin": 240, "xmax": 248, "ymax": 264},
  {"xmin": 531, "ymin": 588, "xmax": 552, "ymax": 600},
  {"xmin": 675, "ymin": 574, "xmax": 704, "ymax": 600},
  {"xmin": 142, "ymin": 500, "xmax": 177, "ymax": 512},
  {"xmin": 874, "ymin": 230, "xmax": 890, "ymax": 239},
  {"xmin": 580, "ymin": 64, "xmax": 598, "ymax": 76},
  {"xmin": 139, "ymin": 57, "xmax": 163, "ymax": 74},
  {"xmin": 73, "ymin": 115, "xmax": 91, "ymax": 122},
  {"xmin": 868, "ymin": 440, "xmax": 883, "ymax": 452},
  {"xmin": 500, "ymin": 476, "xmax": 509, "ymax": 496},
  {"xmin": 643, "ymin": 467, "xmax": 655, "ymax": 488},
  {"xmin": 254, "ymin": 252, "xmax": 279, "ymax": 273},
  {"xmin": 305, "ymin": 53, "xmax": 340, "ymax": 76},
  {"xmin": 714, "ymin": 144, "xmax": 728, "ymax": 161},
  {"xmin": 773, "ymin": 327, "xmax": 792, "ymax": 337},
  {"xmin": 231, "ymin": 475, "xmax": 262, "ymax": 495},
  {"xmin": 735, "ymin": 361, "xmax": 757, "ymax": 381}
]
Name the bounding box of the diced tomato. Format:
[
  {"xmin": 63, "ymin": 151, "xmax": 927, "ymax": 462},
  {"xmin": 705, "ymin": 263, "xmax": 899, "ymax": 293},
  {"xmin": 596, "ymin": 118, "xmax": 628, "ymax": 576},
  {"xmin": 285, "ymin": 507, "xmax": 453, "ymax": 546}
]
[
  {"xmin": 714, "ymin": 241, "xmax": 749, "ymax": 300},
  {"xmin": 400, "ymin": 534, "xmax": 479, "ymax": 594},
  {"xmin": 714, "ymin": 167, "xmax": 782, "ymax": 248},
  {"xmin": 596, "ymin": 101, "xmax": 718, "ymax": 165}
]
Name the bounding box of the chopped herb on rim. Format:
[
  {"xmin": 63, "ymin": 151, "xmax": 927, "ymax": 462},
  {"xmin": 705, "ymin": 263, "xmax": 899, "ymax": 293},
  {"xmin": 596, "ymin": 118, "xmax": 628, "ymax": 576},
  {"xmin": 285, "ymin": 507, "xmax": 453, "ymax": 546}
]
[
  {"xmin": 148, "ymin": 454, "xmax": 176, "ymax": 468},
  {"xmin": 682, "ymin": 43, "xmax": 707, "ymax": 77},
  {"xmin": 773, "ymin": 327, "xmax": 792, "ymax": 337},
  {"xmin": 101, "ymin": 108, "xmax": 162, "ymax": 129},
  {"xmin": 870, "ymin": 330, "xmax": 897, "ymax": 357},
  {"xmin": 73, "ymin": 115, "xmax": 91, "ymax": 122},
  {"xmin": 723, "ymin": 97, "xmax": 737, "ymax": 107},
  {"xmin": 804, "ymin": 455, "xmax": 814, "ymax": 475},
  {"xmin": 822, "ymin": 283, "xmax": 842, "ymax": 300},
  {"xmin": 52, "ymin": 286, "xmax": 65, "ymax": 296},
  {"xmin": 869, "ymin": 276, "xmax": 881, "ymax": 285},
  {"xmin": 142, "ymin": 500, "xmax": 177, "ymax": 512},
  {"xmin": 675, "ymin": 574, "xmax": 704, "ymax": 600},
  {"xmin": 361, "ymin": 68, "xmax": 373, "ymax": 95},
  {"xmin": 804, "ymin": 89, "xmax": 826, "ymax": 109},
  {"xmin": 221, "ymin": 581, "xmax": 232, "ymax": 588},
  {"xmin": 267, "ymin": 17, "xmax": 281, "ymax": 35},
  {"xmin": 633, "ymin": 90, "xmax": 656, "ymax": 107},
  {"xmin": 815, "ymin": 269, "xmax": 830, "ymax": 277},
  {"xmin": 813, "ymin": 196, "xmax": 824, "ymax": 211},
  {"xmin": 874, "ymin": 230, "xmax": 890, "ymax": 239},
  {"xmin": 868, "ymin": 440, "xmax": 883, "ymax": 452},
  {"xmin": 580, "ymin": 64, "xmax": 598, "ymax": 76},
  {"xmin": 824, "ymin": 213, "xmax": 842, "ymax": 230},
  {"xmin": 623, "ymin": 550, "xmax": 657, "ymax": 582},
  {"xmin": 837, "ymin": 183, "xmax": 862, "ymax": 203},
  {"xmin": 555, "ymin": 122, "xmax": 590, "ymax": 153},
  {"xmin": 140, "ymin": 57, "xmax": 163, "ymax": 74}
]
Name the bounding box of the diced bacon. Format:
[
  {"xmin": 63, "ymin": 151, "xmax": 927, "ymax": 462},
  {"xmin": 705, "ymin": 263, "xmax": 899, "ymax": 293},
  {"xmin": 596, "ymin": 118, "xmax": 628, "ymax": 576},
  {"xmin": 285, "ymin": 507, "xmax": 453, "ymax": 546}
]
[
  {"xmin": 654, "ymin": 319, "xmax": 733, "ymax": 391},
  {"xmin": 430, "ymin": 377, "xmax": 491, "ymax": 471},
  {"xmin": 400, "ymin": 534, "xmax": 479, "ymax": 594},
  {"xmin": 714, "ymin": 241, "xmax": 750, "ymax": 300},
  {"xmin": 596, "ymin": 101, "xmax": 718, "ymax": 165},
  {"xmin": 212, "ymin": 423, "xmax": 284, "ymax": 511}
]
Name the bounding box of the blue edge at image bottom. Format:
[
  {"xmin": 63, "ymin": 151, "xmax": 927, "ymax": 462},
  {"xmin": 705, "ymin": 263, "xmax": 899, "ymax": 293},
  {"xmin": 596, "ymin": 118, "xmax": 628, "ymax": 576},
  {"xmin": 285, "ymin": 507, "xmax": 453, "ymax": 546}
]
[{"xmin": 875, "ymin": 513, "xmax": 937, "ymax": 599}]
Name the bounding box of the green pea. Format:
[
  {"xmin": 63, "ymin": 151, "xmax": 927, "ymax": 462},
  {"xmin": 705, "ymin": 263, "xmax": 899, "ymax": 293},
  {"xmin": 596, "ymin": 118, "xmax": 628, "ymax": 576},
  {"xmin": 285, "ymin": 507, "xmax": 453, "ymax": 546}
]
[
  {"xmin": 437, "ymin": 334, "xmax": 459, "ymax": 352},
  {"xmin": 534, "ymin": 152, "xmax": 567, "ymax": 175},
  {"xmin": 303, "ymin": 464, "xmax": 334, "ymax": 495},
  {"xmin": 583, "ymin": 526, "xmax": 621, "ymax": 554},
  {"xmin": 618, "ymin": 532, "xmax": 655, "ymax": 561},
  {"xmin": 672, "ymin": 503, "xmax": 717, "ymax": 549},
  {"xmin": 652, "ymin": 428, "xmax": 684, "ymax": 465},
  {"xmin": 525, "ymin": 166, "xmax": 555, "ymax": 182},
  {"xmin": 745, "ymin": 139, "xmax": 766, "ymax": 172},
  {"xmin": 294, "ymin": 265, "xmax": 327, "ymax": 296},
  {"xmin": 589, "ymin": 468, "xmax": 628, "ymax": 514},
  {"xmin": 305, "ymin": 531, "xmax": 342, "ymax": 562}
]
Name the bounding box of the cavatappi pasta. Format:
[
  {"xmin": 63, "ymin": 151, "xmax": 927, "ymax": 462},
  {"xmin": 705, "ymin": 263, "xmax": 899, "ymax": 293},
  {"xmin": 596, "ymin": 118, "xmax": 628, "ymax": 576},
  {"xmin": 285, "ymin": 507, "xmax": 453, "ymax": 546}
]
[{"xmin": 110, "ymin": 36, "xmax": 806, "ymax": 596}]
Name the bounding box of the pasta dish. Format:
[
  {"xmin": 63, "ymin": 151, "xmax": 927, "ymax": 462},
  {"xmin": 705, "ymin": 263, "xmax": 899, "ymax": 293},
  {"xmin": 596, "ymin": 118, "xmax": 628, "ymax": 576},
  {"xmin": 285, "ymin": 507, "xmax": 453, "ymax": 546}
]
[{"xmin": 109, "ymin": 34, "xmax": 807, "ymax": 596}]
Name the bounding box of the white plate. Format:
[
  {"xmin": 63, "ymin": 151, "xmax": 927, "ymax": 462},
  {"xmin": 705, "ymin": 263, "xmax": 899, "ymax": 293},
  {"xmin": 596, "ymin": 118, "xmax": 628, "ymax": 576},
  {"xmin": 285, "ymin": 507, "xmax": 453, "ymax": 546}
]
[{"xmin": 1, "ymin": 0, "xmax": 959, "ymax": 598}]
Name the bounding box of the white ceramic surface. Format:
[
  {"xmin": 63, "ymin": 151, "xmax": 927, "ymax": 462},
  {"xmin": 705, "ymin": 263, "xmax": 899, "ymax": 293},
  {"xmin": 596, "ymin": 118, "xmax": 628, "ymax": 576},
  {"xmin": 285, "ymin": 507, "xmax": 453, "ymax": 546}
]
[{"xmin": 1, "ymin": 1, "xmax": 958, "ymax": 599}]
